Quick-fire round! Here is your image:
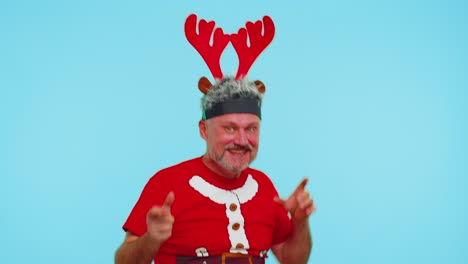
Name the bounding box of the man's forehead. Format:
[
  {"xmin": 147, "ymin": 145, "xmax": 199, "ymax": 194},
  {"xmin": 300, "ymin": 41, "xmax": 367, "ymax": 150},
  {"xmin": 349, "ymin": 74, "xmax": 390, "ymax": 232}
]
[{"xmin": 210, "ymin": 113, "xmax": 260, "ymax": 125}]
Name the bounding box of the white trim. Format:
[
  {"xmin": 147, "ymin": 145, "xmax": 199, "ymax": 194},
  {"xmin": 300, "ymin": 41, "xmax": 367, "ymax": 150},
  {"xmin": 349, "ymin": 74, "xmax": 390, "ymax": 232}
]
[{"xmin": 189, "ymin": 175, "xmax": 259, "ymax": 254}]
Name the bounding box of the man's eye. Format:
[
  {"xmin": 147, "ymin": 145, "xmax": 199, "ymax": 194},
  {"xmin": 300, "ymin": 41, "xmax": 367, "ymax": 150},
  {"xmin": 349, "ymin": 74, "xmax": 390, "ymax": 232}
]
[
  {"xmin": 247, "ymin": 127, "xmax": 257, "ymax": 133},
  {"xmin": 225, "ymin": 127, "xmax": 234, "ymax": 132}
]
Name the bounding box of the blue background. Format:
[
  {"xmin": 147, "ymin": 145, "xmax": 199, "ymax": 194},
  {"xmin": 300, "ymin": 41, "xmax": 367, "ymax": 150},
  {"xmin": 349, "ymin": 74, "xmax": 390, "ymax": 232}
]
[{"xmin": 1, "ymin": 0, "xmax": 467, "ymax": 263}]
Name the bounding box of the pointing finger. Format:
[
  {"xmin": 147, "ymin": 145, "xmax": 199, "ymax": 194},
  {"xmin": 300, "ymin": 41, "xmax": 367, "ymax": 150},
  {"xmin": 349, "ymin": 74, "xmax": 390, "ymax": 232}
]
[
  {"xmin": 147, "ymin": 191, "xmax": 175, "ymax": 219},
  {"xmin": 163, "ymin": 191, "xmax": 175, "ymax": 208},
  {"xmin": 294, "ymin": 178, "xmax": 308, "ymax": 194}
]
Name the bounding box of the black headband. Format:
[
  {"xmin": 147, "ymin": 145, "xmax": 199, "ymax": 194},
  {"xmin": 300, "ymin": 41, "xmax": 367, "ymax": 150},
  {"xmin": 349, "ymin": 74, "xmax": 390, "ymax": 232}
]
[{"xmin": 203, "ymin": 97, "xmax": 262, "ymax": 120}]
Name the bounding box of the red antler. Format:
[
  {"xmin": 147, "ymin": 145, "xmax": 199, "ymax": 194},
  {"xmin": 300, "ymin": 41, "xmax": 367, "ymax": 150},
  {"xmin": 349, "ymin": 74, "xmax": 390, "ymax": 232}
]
[
  {"xmin": 184, "ymin": 14, "xmax": 230, "ymax": 80},
  {"xmin": 230, "ymin": 16, "xmax": 275, "ymax": 79}
]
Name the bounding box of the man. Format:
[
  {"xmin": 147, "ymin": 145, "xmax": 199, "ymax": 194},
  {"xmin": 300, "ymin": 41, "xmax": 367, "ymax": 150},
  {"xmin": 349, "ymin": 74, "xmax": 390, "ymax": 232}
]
[{"xmin": 115, "ymin": 77, "xmax": 316, "ymax": 264}]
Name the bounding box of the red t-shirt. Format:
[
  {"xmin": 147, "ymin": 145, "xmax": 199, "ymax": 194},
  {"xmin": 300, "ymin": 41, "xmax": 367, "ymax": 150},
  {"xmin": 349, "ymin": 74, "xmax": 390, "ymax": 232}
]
[{"xmin": 123, "ymin": 157, "xmax": 292, "ymax": 263}]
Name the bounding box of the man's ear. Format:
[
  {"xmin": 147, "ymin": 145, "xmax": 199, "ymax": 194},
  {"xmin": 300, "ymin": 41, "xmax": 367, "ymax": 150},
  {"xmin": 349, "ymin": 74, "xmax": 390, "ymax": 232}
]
[{"xmin": 199, "ymin": 119, "xmax": 208, "ymax": 140}]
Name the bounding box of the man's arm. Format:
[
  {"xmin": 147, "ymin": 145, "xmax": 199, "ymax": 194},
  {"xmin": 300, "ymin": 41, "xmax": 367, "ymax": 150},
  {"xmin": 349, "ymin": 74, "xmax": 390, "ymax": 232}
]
[
  {"xmin": 272, "ymin": 179, "xmax": 316, "ymax": 264},
  {"xmin": 115, "ymin": 192, "xmax": 175, "ymax": 264},
  {"xmin": 115, "ymin": 231, "xmax": 162, "ymax": 264},
  {"xmin": 271, "ymin": 219, "xmax": 312, "ymax": 264}
]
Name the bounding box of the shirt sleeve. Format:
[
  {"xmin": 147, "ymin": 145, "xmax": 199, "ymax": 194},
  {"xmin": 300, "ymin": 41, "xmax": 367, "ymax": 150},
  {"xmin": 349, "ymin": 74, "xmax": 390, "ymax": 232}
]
[
  {"xmin": 253, "ymin": 170, "xmax": 293, "ymax": 246},
  {"xmin": 269, "ymin": 182, "xmax": 293, "ymax": 246},
  {"xmin": 122, "ymin": 171, "xmax": 172, "ymax": 236},
  {"xmin": 272, "ymin": 201, "xmax": 292, "ymax": 245}
]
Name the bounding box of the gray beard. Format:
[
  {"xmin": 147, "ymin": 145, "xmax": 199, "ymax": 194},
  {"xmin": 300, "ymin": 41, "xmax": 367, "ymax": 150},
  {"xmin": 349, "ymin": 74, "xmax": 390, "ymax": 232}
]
[{"xmin": 208, "ymin": 149, "xmax": 251, "ymax": 175}]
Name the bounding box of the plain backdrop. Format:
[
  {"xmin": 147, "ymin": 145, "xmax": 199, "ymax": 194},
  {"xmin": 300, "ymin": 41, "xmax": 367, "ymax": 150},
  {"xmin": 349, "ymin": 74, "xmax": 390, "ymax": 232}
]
[{"xmin": 1, "ymin": 0, "xmax": 467, "ymax": 263}]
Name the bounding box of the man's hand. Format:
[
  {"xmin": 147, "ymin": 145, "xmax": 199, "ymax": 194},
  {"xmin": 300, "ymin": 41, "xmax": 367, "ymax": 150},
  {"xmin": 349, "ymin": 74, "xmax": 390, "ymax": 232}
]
[
  {"xmin": 146, "ymin": 191, "xmax": 175, "ymax": 244},
  {"xmin": 275, "ymin": 178, "xmax": 316, "ymax": 220},
  {"xmin": 271, "ymin": 178, "xmax": 315, "ymax": 263},
  {"xmin": 115, "ymin": 192, "xmax": 175, "ymax": 264}
]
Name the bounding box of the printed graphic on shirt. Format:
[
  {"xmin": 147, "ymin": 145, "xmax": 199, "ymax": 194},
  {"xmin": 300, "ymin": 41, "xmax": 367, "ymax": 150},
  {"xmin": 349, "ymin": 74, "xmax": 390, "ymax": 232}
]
[{"xmin": 189, "ymin": 175, "xmax": 259, "ymax": 254}]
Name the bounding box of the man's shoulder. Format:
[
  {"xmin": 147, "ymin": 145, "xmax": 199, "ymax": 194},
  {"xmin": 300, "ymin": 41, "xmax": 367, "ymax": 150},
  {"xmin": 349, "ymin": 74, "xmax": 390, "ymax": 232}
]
[
  {"xmin": 245, "ymin": 166, "xmax": 266, "ymax": 176},
  {"xmin": 156, "ymin": 156, "xmax": 202, "ymax": 175},
  {"xmin": 145, "ymin": 156, "xmax": 202, "ymax": 185},
  {"xmin": 244, "ymin": 167, "xmax": 280, "ymax": 195},
  {"xmin": 245, "ymin": 167, "xmax": 274, "ymax": 184}
]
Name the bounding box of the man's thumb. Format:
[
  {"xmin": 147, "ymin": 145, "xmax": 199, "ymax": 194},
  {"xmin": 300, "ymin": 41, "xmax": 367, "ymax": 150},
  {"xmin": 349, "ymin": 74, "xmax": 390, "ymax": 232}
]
[{"xmin": 273, "ymin": 196, "xmax": 285, "ymax": 206}]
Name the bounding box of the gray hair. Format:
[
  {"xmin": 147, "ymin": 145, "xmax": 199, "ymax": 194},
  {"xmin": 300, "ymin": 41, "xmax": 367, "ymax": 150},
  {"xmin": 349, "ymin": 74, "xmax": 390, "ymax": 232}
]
[{"xmin": 201, "ymin": 77, "xmax": 263, "ymax": 119}]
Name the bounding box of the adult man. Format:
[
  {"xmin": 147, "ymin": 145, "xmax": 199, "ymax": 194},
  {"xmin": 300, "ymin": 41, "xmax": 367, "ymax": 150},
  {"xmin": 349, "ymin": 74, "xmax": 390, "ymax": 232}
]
[
  {"xmin": 115, "ymin": 77, "xmax": 316, "ymax": 264},
  {"xmin": 115, "ymin": 14, "xmax": 316, "ymax": 264}
]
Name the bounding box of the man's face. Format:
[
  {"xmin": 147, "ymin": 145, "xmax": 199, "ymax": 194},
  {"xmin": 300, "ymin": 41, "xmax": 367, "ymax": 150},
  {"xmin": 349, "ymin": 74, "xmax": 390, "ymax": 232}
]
[{"xmin": 199, "ymin": 113, "xmax": 260, "ymax": 177}]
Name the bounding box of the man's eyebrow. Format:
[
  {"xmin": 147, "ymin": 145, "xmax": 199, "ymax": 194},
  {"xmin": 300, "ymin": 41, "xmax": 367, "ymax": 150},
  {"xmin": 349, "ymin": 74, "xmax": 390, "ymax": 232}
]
[
  {"xmin": 220, "ymin": 121, "xmax": 260, "ymax": 127},
  {"xmin": 246, "ymin": 120, "xmax": 260, "ymax": 126}
]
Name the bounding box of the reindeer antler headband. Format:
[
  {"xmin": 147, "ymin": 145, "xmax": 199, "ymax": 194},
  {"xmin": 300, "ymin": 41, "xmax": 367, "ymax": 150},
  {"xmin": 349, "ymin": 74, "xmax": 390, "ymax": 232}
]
[
  {"xmin": 185, "ymin": 14, "xmax": 275, "ymax": 92},
  {"xmin": 185, "ymin": 14, "xmax": 275, "ymax": 119}
]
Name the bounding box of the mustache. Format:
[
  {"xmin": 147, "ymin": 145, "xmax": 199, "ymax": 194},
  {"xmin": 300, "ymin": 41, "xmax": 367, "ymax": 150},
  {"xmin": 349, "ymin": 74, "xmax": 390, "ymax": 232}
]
[{"xmin": 224, "ymin": 144, "xmax": 253, "ymax": 152}]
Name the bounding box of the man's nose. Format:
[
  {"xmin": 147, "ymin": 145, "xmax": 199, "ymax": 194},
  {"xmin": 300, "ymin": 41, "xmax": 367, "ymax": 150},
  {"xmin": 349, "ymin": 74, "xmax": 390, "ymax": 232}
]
[{"xmin": 233, "ymin": 130, "xmax": 249, "ymax": 146}]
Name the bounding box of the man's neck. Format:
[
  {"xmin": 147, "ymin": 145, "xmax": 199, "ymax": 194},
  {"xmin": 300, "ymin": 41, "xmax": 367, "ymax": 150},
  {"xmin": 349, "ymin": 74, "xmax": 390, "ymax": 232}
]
[{"xmin": 202, "ymin": 154, "xmax": 241, "ymax": 179}]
